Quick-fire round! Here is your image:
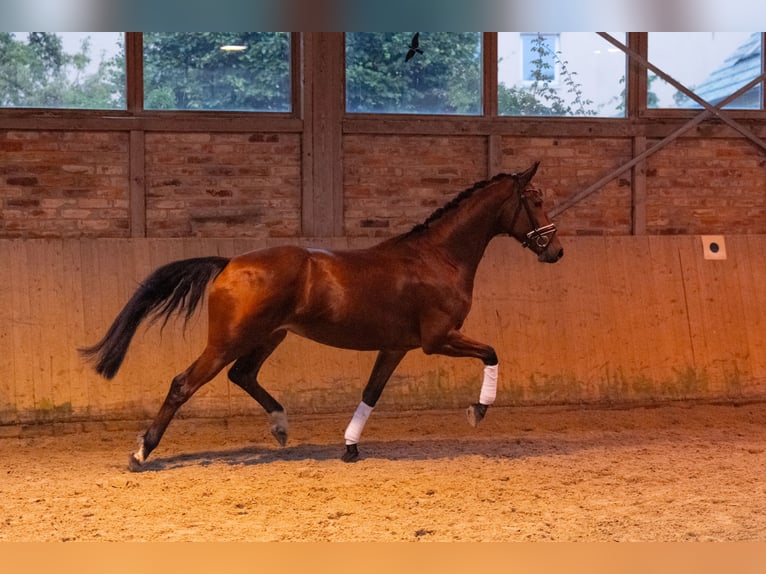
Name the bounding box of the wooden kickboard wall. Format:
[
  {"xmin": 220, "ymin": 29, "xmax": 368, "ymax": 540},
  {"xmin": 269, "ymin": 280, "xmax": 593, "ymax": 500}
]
[{"xmin": 0, "ymin": 235, "xmax": 764, "ymax": 425}]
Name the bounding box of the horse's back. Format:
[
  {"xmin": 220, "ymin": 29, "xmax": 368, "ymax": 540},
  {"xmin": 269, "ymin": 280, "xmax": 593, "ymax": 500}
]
[{"xmin": 208, "ymin": 243, "xmax": 424, "ymax": 350}]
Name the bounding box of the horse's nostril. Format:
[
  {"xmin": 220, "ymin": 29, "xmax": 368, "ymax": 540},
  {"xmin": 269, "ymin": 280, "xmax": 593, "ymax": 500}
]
[{"xmin": 558, "ymin": 248, "xmax": 564, "ymax": 259}]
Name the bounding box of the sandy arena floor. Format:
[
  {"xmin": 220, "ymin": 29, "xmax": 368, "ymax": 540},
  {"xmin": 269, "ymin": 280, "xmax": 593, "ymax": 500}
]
[{"xmin": 1, "ymin": 402, "xmax": 765, "ymax": 542}]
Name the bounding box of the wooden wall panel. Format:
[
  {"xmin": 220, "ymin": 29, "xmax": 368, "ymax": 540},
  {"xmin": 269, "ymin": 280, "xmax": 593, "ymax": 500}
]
[
  {"xmin": 0, "ymin": 243, "xmax": 14, "ymax": 416},
  {"xmin": 0, "ymin": 236, "xmax": 765, "ymax": 426},
  {"xmin": 740, "ymin": 236, "xmax": 766, "ymax": 383}
]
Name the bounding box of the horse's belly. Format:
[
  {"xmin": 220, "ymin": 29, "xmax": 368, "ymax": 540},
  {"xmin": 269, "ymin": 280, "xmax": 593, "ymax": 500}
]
[
  {"xmin": 284, "ymin": 317, "xmax": 420, "ymax": 351},
  {"xmin": 285, "ymin": 248, "xmax": 426, "ymax": 350}
]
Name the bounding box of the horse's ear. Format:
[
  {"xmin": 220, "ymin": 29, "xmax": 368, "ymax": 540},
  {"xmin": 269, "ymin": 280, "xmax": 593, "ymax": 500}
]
[{"xmin": 516, "ymin": 161, "xmax": 540, "ymax": 187}]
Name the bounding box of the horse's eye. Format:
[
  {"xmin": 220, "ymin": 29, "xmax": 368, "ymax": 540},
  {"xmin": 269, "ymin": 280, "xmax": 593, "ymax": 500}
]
[{"xmin": 525, "ymin": 188, "xmax": 544, "ymax": 204}]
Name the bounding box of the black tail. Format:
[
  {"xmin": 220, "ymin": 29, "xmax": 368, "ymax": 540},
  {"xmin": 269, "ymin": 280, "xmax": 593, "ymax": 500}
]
[{"xmin": 80, "ymin": 256, "xmax": 230, "ymax": 379}]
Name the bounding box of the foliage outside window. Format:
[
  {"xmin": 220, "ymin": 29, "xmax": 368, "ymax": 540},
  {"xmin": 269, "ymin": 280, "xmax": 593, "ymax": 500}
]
[
  {"xmin": 521, "ymin": 33, "xmax": 558, "ymax": 82},
  {"xmin": 8, "ymin": 32, "xmax": 754, "ymax": 117},
  {"xmin": 0, "ymin": 32, "xmax": 124, "ymax": 109},
  {"xmin": 346, "ymin": 32, "xmax": 482, "ymax": 115},
  {"xmin": 648, "ymin": 32, "xmax": 762, "ymax": 110},
  {"xmin": 143, "ymin": 33, "xmax": 291, "ymax": 112},
  {"xmin": 498, "ymin": 32, "xmax": 626, "ymax": 117}
]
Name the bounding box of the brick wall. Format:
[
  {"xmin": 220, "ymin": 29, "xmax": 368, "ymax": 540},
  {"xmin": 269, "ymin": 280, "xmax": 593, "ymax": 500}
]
[
  {"xmin": 646, "ymin": 137, "xmax": 766, "ymax": 234},
  {"xmin": 145, "ymin": 132, "xmax": 301, "ymax": 238},
  {"xmin": 343, "ymin": 134, "xmax": 488, "ymax": 237},
  {"xmin": 1, "ymin": 129, "xmax": 765, "ymax": 240},
  {"xmin": 497, "ymin": 135, "xmax": 634, "ymax": 235},
  {"xmin": 342, "ymin": 134, "xmax": 636, "ymax": 238},
  {"xmin": 0, "ymin": 131, "xmax": 129, "ymax": 238}
]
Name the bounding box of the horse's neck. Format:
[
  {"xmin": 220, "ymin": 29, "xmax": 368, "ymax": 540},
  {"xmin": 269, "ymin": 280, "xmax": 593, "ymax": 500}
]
[{"xmin": 419, "ymin": 184, "xmax": 511, "ymax": 272}]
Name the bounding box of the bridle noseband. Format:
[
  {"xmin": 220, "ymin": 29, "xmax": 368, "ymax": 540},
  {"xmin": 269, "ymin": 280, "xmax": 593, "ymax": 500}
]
[{"xmin": 510, "ymin": 185, "xmax": 557, "ymax": 250}]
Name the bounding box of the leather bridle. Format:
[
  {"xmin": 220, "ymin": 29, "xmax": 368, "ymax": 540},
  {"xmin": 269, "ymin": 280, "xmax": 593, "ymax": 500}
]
[{"xmin": 509, "ymin": 186, "xmax": 557, "ymax": 250}]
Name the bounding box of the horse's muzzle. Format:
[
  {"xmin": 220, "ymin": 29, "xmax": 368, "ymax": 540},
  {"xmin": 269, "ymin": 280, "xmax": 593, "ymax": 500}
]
[{"xmin": 538, "ymin": 245, "xmax": 564, "ymax": 263}]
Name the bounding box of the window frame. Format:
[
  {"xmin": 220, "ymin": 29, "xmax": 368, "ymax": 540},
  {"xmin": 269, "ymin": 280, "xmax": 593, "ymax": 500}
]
[
  {"xmin": 139, "ymin": 32, "xmax": 294, "ymax": 114},
  {"xmin": 343, "ymin": 31, "xmax": 485, "ymax": 117},
  {"xmin": 130, "ymin": 33, "xmax": 301, "ymax": 119},
  {"xmin": 638, "ymin": 31, "xmax": 766, "ymax": 120},
  {"xmin": 0, "ymin": 32, "xmax": 128, "ymax": 112},
  {"xmin": 0, "ymin": 32, "xmax": 303, "ymax": 132},
  {"xmin": 495, "ymin": 32, "xmax": 629, "ymax": 119},
  {"xmin": 0, "ymin": 32, "xmax": 764, "ymax": 130}
]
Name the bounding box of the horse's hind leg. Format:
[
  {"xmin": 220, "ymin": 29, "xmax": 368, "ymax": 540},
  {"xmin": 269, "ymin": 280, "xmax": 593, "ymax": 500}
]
[
  {"xmin": 130, "ymin": 346, "xmax": 230, "ymax": 471},
  {"xmin": 227, "ymin": 330, "xmax": 289, "ymax": 446}
]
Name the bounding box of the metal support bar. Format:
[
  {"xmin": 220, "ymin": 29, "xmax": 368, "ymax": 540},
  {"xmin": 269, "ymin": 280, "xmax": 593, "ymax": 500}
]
[
  {"xmin": 550, "ymin": 38, "xmax": 766, "ymax": 218},
  {"xmin": 599, "ymin": 32, "xmax": 766, "ymax": 153}
]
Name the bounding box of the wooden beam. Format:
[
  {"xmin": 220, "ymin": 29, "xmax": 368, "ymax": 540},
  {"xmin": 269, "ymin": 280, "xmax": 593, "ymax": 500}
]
[
  {"xmin": 631, "ymin": 135, "xmax": 647, "ymax": 235},
  {"xmin": 0, "ymin": 113, "xmax": 303, "ymax": 133},
  {"xmin": 125, "ymin": 33, "xmax": 143, "ymax": 114},
  {"xmin": 484, "ymin": 33, "xmax": 499, "ymax": 179},
  {"xmin": 300, "ymin": 33, "xmax": 316, "ymax": 236},
  {"xmin": 626, "ymin": 33, "xmax": 646, "ymax": 120},
  {"xmin": 483, "ymin": 32, "xmax": 498, "ymax": 119},
  {"xmin": 303, "ymin": 33, "xmax": 344, "ymax": 237},
  {"xmin": 627, "ymin": 33, "xmax": 646, "ymax": 235},
  {"xmin": 488, "ymin": 134, "xmax": 502, "ymax": 176},
  {"xmin": 129, "ymin": 130, "xmax": 146, "ymax": 238},
  {"xmin": 343, "ymin": 116, "xmax": 635, "ymax": 137}
]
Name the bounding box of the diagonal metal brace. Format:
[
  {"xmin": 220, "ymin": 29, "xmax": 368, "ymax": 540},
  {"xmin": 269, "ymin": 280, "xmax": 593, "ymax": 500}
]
[
  {"xmin": 550, "ymin": 35, "xmax": 766, "ymax": 218},
  {"xmin": 599, "ymin": 32, "xmax": 766, "ymax": 153}
]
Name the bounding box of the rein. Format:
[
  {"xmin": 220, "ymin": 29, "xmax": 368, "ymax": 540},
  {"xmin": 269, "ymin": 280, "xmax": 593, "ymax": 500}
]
[{"xmin": 509, "ymin": 185, "xmax": 557, "ymax": 250}]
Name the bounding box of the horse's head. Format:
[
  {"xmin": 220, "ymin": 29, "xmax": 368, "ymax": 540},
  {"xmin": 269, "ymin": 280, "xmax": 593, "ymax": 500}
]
[{"xmin": 499, "ymin": 162, "xmax": 563, "ymax": 263}]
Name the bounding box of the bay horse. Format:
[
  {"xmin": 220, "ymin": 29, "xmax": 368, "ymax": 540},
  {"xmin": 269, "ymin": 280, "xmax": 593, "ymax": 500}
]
[{"xmin": 80, "ymin": 161, "xmax": 562, "ymax": 471}]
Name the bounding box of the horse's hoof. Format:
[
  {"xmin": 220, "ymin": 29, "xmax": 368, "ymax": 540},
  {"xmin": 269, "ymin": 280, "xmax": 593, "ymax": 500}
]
[
  {"xmin": 466, "ymin": 403, "xmax": 488, "ymax": 427},
  {"xmin": 271, "ymin": 427, "xmax": 288, "ymax": 447},
  {"xmin": 269, "ymin": 411, "xmax": 289, "ymax": 447},
  {"xmin": 127, "ymin": 452, "xmax": 143, "ymax": 472},
  {"xmin": 341, "ymin": 443, "xmax": 360, "ymax": 463}
]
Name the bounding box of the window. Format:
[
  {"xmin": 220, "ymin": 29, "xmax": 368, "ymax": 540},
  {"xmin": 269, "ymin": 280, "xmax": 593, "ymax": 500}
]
[
  {"xmin": 521, "ymin": 33, "xmax": 558, "ymax": 83},
  {"xmin": 648, "ymin": 32, "xmax": 762, "ymax": 110},
  {"xmin": 499, "ymin": 32, "xmax": 627, "ymax": 117},
  {"xmin": 143, "ymin": 33, "xmax": 291, "ymax": 112},
  {"xmin": 0, "ymin": 32, "xmax": 125, "ymax": 109},
  {"xmin": 345, "ymin": 32, "xmax": 482, "ymax": 115}
]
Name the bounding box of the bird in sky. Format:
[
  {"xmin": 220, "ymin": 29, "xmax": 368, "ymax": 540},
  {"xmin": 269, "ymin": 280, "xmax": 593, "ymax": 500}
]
[{"xmin": 405, "ymin": 32, "xmax": 423, "ymax": 62}]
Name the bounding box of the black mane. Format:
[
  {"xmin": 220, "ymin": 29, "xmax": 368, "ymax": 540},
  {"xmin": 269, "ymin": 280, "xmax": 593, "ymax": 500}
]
[{"xmin": 406, "ymin": 172, "xmax": 514, "ymax": 236}]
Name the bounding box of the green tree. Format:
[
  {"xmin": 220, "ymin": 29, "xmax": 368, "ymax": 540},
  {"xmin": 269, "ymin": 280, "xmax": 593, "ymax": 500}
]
[
  {"xmin": 142, "ymin": 33, "xmax": 290, "ymax": 111},
  {"xmin": 345, "ymin": 32, "xmax": 482, "ymax": 114},
  {"xmin": 607, "ymin": 74, "xmax": 660, "ymax": 115},
  {"xmin": 499, "ymin": 34, "xmax": 596, "ymax": 117},
  {"xmin": 0, "ymin": 32, "xmax": 124, "ymax": 109}
]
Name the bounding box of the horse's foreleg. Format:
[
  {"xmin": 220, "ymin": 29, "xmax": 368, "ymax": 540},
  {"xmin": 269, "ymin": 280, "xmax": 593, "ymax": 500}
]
[
  {"xmin": 466, "ymin": 362, "xmax": 497, "ymax": 427},
  {"xmin": 423, "ymin": 330, "xmax": 498, "ymax": 428},
  {"xmin": 227, "ymin": 331, "xmax": 289, "ymax": 446},
  {"xmin": 342, "ymin": 350, "xmax": 407, "ymax": 462},
  {"xmin": 130, "ymin": 347, "xmax": 229, "ymax": 471}
]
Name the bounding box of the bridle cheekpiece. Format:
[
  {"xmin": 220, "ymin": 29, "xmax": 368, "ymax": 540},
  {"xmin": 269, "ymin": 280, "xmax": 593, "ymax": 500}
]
[{"xmin": 512, "ymin": 185, "xmax": 557, "ymax": 250}]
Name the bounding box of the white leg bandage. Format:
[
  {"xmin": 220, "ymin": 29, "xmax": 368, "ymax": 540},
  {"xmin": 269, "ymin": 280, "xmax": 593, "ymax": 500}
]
[
  {"xmin": 479, "ymin": 363, "xmax": 498, "ymax": 405},
  {"xmin": 344, "ymin": 401, "xmax": 374, "ymax": 445},
  {"xmin": 133, "ymin": 435, "xmax": 146, "ymax": 464},
  {"xmin": 269, "ymin": 410, "xmax": 289, "ymax": 434}
]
